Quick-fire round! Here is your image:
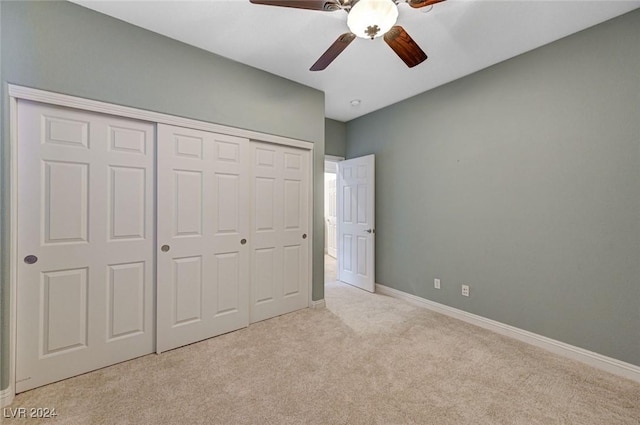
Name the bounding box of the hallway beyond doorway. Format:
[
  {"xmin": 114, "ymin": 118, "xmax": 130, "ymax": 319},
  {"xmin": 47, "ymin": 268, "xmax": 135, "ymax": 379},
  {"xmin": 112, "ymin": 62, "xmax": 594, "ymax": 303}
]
[{"xmin": 325, "ymin": 255, "xmax": 337, "ymax": 283}]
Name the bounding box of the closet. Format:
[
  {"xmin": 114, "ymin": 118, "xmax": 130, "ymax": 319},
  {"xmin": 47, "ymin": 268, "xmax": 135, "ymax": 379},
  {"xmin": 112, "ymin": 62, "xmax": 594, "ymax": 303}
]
[{"xmin": 15, "ymin": 99, "xmax": 311, "ymax": 392}]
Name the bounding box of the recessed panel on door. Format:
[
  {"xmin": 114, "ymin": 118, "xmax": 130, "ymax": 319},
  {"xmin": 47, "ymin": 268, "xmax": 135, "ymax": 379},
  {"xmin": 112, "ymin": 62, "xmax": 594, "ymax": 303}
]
[
  {"xmin": 44, "ymin": 116, "xmax": 89, "ymax": 148},
  {"xmin": 216, "ymin": 140, "xmax": 240, "ymax": 163},
  {"xmin": 284, "ymin": 180, "xmax": 301, "ymax": 230},
  {"xmin": 357, "ymin": 184, "xmax": 368, "ymax": 224},
  {"xmin": 357, "ymin": 237, "xmax": 368, "ymax": 277},
  {"xmin": 255, "ymin": 147, "xmax": 275, "ymax": 167},
  {"xmin": 343, "ymin": 235, "xmax": 353, "ymax": 272},
  {"xmin": 108, "ymin": 262, "xmax": 145, "ymax": 340},
  {"xmin": 342, "ymin": 185, "xmax": 353, "ymax": 225},
  {"xmin": 254, "ymin": 248, "xmax": 276, "ymax": 304},
  {"xmin": 283, "ymin": 246, "xmax": 301, "ymax": 297},
  {"xmin": 284, "ymin": 152, "xmax": 301, "ymax": 170},
  {"xmin": 43, "ymin": 161, "xmax": 89, "ymax": 244},
  {"xmin": 41, "ymin": 268, "xmax": 88, "ymax": 356},
  {"xmin": 175, "ymin": 134, "xmax": 203, "ymax": 159},
  {"xmin": 255, "ymin": 178, "xmax": 276, "ymax": 232},
  {"xmin": 174, "ymin": 170, "xmax": 203, "ymax": 237},
  {"xmin": 109, "ymin": 126, "xmax": 146, "ymax": 155},
  {"xmin": 215, "ymin": 253, "xmax": 240, "ymax": 315},
  {"xmin": 215, "ymin": 174, "xmax": 239, "ymax": 234},
  {"xmin": 173, "ymin": 256, "xmax": 203, "ymax": 326},
  {"xmin": 109, "ymin": 166, "xmax": 146, "ymax": 241}
]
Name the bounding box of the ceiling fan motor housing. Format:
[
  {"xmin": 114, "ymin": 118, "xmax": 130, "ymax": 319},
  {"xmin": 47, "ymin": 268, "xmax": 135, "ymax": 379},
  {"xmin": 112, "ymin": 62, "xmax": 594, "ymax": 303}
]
[{"xmin": 347, "ymin": 0, "xmax": 399, "ymax": 39}]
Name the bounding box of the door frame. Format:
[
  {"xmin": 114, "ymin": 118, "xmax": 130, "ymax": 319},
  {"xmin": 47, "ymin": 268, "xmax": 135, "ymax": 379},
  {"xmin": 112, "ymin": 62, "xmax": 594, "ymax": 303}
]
[
  {"xmin": 324, "ymin": 155, "xmax": 343, "ymax": 172},
  {"xmin": 5, "ymin": 84, "xmax": 315, "ymax": 405},
  {"xmin": 324, "ymin": 155, "xmax": 343, "ymax": 280}
]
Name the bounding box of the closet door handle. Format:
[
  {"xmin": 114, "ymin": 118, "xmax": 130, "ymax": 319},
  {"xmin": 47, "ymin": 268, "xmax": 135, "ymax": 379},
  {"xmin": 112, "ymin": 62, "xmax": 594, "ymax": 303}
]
[
  {"xmin": 24, "ymin": 255, "xmax": 38, "ymax": 264},
  {"xmin": 161, "ymin": 245, "xmax": 170, "ymax": 252},
  {"xmin": 240, "ymin": 239, "xmax": 247, "ymax": 245},
  {"xmin": 302, "ymin": 234, "xmax": 307, "ymax": 239}
]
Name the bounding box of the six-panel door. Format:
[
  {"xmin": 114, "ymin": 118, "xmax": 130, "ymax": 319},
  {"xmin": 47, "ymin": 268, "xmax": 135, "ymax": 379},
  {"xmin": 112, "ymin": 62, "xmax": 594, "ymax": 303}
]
[
  {"xmin": 251, "ymin": 142, "xmax": 310, "ymax": 323},
  {"xmin": 156, "ymin": 124, "xmax": 251, "ymax": 353},
  {"xmin": 337, "ymin": 155, "xmax": 375, "ymax": 292},
  {"xmin": 16, "ymin": 100, "xmax": 156, "ymax": 392}
]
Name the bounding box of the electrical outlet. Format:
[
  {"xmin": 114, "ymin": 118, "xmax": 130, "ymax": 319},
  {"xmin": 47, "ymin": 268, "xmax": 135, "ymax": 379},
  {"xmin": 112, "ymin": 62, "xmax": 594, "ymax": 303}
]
[
  {"xmin": 461, "ymin": 284, "xmax": 470, "ymax": 297},
  {"xmin": 434, "ymin": 278, "xmax": 441, "ymax": 289}
]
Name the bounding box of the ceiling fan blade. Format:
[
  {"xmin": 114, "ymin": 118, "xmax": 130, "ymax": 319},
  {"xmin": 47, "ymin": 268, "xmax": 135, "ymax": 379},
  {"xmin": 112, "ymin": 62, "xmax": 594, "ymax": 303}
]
[
  {"xmin": 249, "ymin": 0, "xmax": 341, "ymax": 11},
  {"xmin": 406, "ymin": 0, "xmax": 446, "ymax": 8},
  {"xmin": 310, "ymin": 33, "xmax": 356, "ymax": 71},
  {"xmin": 383, "ymin": 26, "xmax": 428, "ymax": 68}
]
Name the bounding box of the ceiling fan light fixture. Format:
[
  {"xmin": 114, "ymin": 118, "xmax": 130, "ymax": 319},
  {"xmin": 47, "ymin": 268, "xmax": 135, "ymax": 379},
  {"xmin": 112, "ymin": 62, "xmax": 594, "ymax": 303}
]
[{"xmin": 347, "ymin": 0, "xmax": 398, "ymax": 39}]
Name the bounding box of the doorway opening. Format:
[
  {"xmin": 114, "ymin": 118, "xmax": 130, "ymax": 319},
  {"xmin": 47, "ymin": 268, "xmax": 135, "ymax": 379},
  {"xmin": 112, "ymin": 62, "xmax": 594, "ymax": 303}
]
[{"xmin": 324, "ymin": 156, "xmax": 342, "ymax": 284}]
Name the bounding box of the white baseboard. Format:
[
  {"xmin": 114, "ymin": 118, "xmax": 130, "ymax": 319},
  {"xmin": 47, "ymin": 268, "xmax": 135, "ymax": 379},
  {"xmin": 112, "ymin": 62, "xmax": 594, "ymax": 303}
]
[
  {"xmin": 0, "ymin": 386, "xmax": 15, "ymax": 408},
  {"xmin": 376, "ymin": 284, "xmax": 640, "ymax": 383},
  {"xmin": 310, "ymin": 299, "xmax": 326, "ymax": 309}
]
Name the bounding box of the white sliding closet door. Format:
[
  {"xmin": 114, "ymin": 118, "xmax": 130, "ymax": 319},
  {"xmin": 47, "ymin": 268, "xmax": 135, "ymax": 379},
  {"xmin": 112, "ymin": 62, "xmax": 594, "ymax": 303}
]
[
  {"xmin": 16, "ymin": 100, "xmax": 155, "ymax": 392},
  {"xmin": 156, "ymin": 124, "xmax": 250, "ymax": 353},
  {"xmin": 250, "ymin": 142, "xmax": 310, "ymax": 323}
]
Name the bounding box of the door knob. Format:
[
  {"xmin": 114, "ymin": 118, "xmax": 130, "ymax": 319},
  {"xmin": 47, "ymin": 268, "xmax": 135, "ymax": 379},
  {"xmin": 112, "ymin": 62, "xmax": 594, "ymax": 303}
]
[
  {"xmin": 161, "ymin": 245, "xmax": 170, "ymax": 252},
  {"xmin": 365, "ymin": 229, "xmax": 374, "ymax": 234},
  {"xmin": 302, "ymin": 234, "xmax": 307, "ymax": 239},
  {"xmin": 240, "ymin": 238, "xmax": 247, "ymax": 245},
  {"xmin": 24, "ymin": 255, "xmax": 38, "ymax": 264}
]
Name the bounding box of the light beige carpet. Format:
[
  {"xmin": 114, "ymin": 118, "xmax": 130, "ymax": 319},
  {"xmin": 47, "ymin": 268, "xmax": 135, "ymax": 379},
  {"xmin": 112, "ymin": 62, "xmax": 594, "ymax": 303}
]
[{"xmin": 7, "ymin": 262, "xmax": 640, "ymax": 424}]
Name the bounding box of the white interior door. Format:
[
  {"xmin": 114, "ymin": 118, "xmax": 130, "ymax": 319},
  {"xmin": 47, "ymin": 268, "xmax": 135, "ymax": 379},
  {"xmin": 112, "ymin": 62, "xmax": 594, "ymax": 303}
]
[
  {"xmin": 337, "ymin": 155, "xmax": 375, "ymax": 292},
  {"xmin": 250, "ymin": 142, "xmax": 310, "ymax": 323},
  {"xmin": 156, "ymin": 124, "xmax": 249, "ymax": 353},
  {"xmin": 325, "ymin": 173, "xmax": 337, "ymax": 258},
  {"xmin": 16, "ymin": 100, "xmax": 155, "ymax": 392}
]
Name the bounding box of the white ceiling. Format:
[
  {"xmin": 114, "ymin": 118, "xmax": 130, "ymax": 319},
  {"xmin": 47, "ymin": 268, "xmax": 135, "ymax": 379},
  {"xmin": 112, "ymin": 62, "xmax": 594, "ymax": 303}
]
[{"xmin": 73, "ymin": 0, "xmax": 640, "ymax": 122}]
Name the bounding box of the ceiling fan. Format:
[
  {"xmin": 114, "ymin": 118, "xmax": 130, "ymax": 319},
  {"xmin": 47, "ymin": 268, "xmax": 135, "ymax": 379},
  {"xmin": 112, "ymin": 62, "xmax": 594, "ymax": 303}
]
[{"xmin": 249, "ymin": 0, "xmax": 446, "ymax": 71}]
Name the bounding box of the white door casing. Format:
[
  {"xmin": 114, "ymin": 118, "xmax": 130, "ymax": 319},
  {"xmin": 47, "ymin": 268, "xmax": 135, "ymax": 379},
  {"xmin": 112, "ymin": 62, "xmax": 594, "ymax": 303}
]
[
  {"xmin": 156, "ymin": 124, "xmax": 250, "ymax": 353},
  {"xmin": 16, "ymin": 100, "xmax": 155, "ymax": 392},
  {"xmin": 337, "ymin": 155, "xmax": 375, "ymax": 292},
  {"xmin": 250, "ymin": 142, "xmax": 310, "ymax": 323}
]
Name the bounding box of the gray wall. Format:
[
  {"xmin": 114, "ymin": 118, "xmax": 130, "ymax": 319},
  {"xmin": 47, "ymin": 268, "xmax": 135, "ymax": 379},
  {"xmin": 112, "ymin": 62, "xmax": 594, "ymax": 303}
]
[
  {"xmin": 0, "ymin": 0, "xmax": 325, "ymax": 391},
  {"xmin": 347, "ymin": 9, "xmax": 640, "ymax": 366},
  {"xmin": 325, "ymin": 118, "xmax": 347, "ymax": 158}
]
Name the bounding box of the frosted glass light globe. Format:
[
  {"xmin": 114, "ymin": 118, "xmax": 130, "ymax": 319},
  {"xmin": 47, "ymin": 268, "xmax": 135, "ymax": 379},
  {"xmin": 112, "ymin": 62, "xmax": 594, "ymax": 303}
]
[{"xmin": 347, "ymin": 0, "xmax": 399, "ymax": 39}]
